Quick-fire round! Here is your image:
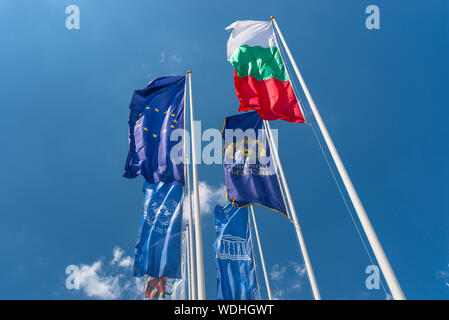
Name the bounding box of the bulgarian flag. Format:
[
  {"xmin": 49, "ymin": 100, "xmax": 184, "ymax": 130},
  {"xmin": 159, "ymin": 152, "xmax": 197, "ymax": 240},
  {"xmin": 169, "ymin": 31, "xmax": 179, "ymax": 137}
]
[{"xmin": 226, "ymin": 20, "xmax": 305, "ymax": 123}]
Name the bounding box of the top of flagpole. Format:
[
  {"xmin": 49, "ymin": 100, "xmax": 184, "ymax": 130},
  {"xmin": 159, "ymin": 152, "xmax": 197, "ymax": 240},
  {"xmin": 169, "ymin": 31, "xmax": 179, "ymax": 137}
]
[
  {"xmin": 270, "ymin": 16, "xmax": 275, "ymax": 20},
  {"xmin": 187, "ymin": 68, "xmax": 206, "ymax": 300}
]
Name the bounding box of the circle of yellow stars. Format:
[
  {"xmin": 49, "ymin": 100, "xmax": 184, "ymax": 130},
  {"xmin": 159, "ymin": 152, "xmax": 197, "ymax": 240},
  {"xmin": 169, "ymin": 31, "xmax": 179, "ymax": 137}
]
[{"xmin": 135, "ymin": 105, "xmax": 179, "ymax": 138}]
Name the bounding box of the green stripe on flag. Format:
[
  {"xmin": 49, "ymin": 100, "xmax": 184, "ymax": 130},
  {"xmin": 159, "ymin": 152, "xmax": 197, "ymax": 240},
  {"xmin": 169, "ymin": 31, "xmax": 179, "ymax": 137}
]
[{"xmin": 228, "ymin": 45, "xmax": 289, "ymax": 82}]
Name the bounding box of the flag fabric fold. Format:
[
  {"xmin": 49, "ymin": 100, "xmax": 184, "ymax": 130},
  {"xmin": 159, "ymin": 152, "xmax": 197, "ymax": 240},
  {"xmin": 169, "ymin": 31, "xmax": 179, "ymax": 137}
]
[
  {"xmin": 133, "ymin": 182, "xmax": 183, "ymax": 279},
  {"xmin": 142, "ymin": 231, "xmax": 187, "ymax": 300},
  {"xmin": 222, "ymin": 111, "xmax": 287, "ymax": 216},
  {"xmin": 143, "ymin": 275, "xmax": 185, "ymax": 300},
  {"xmin": 214, "ymin": 202, "xmax": 260, "ymax": 300},
  {"xmin": 123, "ymin": 75, "xmax": 186, "ymax": 186},
  {"xmin": 226, "ymin": 20, "xmax": 305, "ymax": 123}
]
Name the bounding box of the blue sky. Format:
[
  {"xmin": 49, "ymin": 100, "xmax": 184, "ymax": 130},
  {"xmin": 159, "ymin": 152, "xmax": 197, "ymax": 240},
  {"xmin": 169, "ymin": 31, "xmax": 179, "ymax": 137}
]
[{"xmin": 0, "ymin": 0, "xmax": 448, "ymax": 299}]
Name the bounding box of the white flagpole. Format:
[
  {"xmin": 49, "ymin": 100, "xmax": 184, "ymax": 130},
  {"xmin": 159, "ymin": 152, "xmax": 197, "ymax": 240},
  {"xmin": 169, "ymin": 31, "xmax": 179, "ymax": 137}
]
[
  {"xmin": 263, "ymin": 120, "xmax": 321, "ymax": 300},
  {"xmin": 183, "ymin": 78, "xmax": 197, "ymax": 300},
  {"xmin": 249, "ymin": 206, "xmax": 273, "ymax": 300},
  {"xmin": 185, "ymin": 159, "xmax": 197, "ymax": 300},
  {"xmin": 187, "ymin": 70, "xmax": 206, "ymax": 300},
  {"xmin": 142, "ymin": 274, "xmax": 148, "ymax": 300},
  {"xmin": 185, "ymin": 223, "xmax": 192, "ymax": 300},
  {"xmin": 271, "ymin": 16, "xmax": 405, "ymax": 300}
]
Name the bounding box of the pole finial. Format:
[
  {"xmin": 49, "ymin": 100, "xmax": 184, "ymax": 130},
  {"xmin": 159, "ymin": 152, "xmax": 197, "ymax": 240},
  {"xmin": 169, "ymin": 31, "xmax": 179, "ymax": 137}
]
[
  {"xmin": 187, "ymin": 70, "xmax": 192, "ymax": 74},
  {"xmin": 270, "ymin": 16, "xmax": 275, "ymax": 20}
]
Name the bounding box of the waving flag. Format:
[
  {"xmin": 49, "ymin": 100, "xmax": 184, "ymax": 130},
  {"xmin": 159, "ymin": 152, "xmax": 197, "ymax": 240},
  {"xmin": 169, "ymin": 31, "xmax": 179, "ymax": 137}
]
[
  {"xmin": 142, "ymin": 231, "xmax": 186, "ymax": 300},
  {"xmin": 123, "ymin": 76, "xmax": 186, "ymax": 185},
  {"xmin": 222, "ymin": 111, "xmax": 287, "ymax": 216},
  {"xmin": 226, "ymin": 20, "xmax": 305, "ymax": 123},
  {"xmin": 214, "ymin": 202, "xmax": 260, "ymax": 300},
  {"xmin": 143, "ymin": 275, "xmax": 185, "ymax": 300},
  {"xmin": 133, "ymin": 182, "xmax": 183, "ymax": 279}
]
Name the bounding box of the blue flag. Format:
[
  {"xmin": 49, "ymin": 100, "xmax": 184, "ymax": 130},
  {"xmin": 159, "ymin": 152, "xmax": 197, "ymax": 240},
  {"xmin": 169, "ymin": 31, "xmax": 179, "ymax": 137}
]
[
  {"xmin": 214, "ymin": 203, "xmax": 260, "ymax": 300},
  {"xmin": 222, "ymin": 111, "xmax": 287, "ymax": 216},
  {"xmin": 133, "ymin": 182, "xmax": 183, "ymax": 279},
  {"xmin": 124, "ymin": 76, "xmax": 185, "ymax": 186}
]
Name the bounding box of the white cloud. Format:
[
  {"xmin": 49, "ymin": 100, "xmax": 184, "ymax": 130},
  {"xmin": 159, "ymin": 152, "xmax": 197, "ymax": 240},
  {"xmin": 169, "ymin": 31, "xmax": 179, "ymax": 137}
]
[
  {"xmin": 75, "ymin": 247, "xmax": 141, "ymax": 299},
  {"xmin": 118, "ymin": 256, "xmax": 133, "ymax": 268},
  {"xmin": 269, "ymin": 261, "xmax": 307, "ymax": 298},
  {"xmin": 111, "ymin": 247, "xmax": 124, "ymax": 265},
  {"xmin": 289, "ymin": 261, "xmax": 307, "ymax": 278},
  {"xmin": 182, "ymin": 181, "xmax": 227, "ymax": 221},
  {"xmin": 199, "ymin": 181, "xmax": 227, "ymax": 213},
  {"xmin": 269, "ymin": 264, "xmax": 286, "ymax": 282},
  {"xmin": 170, "ymin": 54, "xmax": 183, "ymax": 63},
  {"xmin": 272, "ymin": 289, "xmax": 285, "ymax": 300},
  {"xmin": 159, "ymin": 52, "xmax": 182, "ymax": 63},
  {"xmin": 111, "ymin": 246, "xmax": 133, "ymax": 269},
  {"xmin": 436, "ymin": 266, "xmax": 449, "ymax": 288},
  {"xmin": 78, "ymin": 261, "xmax": 122, "ymax": 299}
]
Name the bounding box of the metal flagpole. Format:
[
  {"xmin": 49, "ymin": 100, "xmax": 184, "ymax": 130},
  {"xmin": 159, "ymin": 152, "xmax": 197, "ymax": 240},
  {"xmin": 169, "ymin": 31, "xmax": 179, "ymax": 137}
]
[
  {"xmin": 183, "ymin": 78, "xmax": 197, "ymax": 300},
  {"xmin": 249, "ymin": 206, "xmax": 273, "ymax": 300},
  {"xmin": 185, "ymin": 223, "xmax": 192, "ymax": 299},
  {"xmin": 270, "ymin": 16, "xmax": 406, "ymax": 300},
  {"xmin": 263, "ymin": 120, "xmax": 321, "ymax": 300},
  {"xmin": 142, "ymin": 274, "xmax": 148, "ymax": 300},
  {"xmin": 187, "ymin": 70, "xmax": 206, "ymax": 299},
  {"xmin": 185, "ymin": 156, "xmax": 197, "ymax": 300}
]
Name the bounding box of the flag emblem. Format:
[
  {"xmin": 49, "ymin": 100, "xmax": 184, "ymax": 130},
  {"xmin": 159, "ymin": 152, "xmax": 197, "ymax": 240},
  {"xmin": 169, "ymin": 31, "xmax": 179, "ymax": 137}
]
[
  {"xmin": 222, "ymin": 111, "xmax": 287, "ymax": 216},
  {"xmin": 144, "ymin": 276, "xmax": 174, "ymax": 299}
]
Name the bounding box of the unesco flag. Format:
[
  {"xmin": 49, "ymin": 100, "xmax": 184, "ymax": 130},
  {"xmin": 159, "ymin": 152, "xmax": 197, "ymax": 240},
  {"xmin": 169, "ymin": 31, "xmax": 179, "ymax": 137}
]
[
  {"xmin": 133, "ymin": 182, "xmax": 183, "ymax": 279},
  {"xmin": 222, "ymin": 111, "xmax": 287, "ymax": 216},
  {"xmin": 123, "ymin": 76, "xmax": 185, "ymax": 186},
  {"xmin": 214, "ymin": 202, "xmax": 260, "ymax": 300}
]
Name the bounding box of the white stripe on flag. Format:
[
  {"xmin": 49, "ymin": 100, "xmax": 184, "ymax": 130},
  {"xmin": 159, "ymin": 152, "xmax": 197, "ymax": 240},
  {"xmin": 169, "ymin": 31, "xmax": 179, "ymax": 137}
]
[{"xmin": 226, "ymin": 20, "xmax": 275, "ymax": 59}]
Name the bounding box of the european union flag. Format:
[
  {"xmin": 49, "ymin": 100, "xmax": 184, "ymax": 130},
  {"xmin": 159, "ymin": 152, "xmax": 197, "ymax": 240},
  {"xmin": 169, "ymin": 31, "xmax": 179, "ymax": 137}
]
[
  {"xmin": 124, "ymin": 76, "xmax": 185, "ymax": 186},
  {"xmin": 222, "ymin": 111, "xmax": 287, "ymax": 216},
  {"xmin": 133, "ymin": 182, "xmax": 183, "ymax": 279},
  {"xmin": 214, "ymin": 202, "xmax": 260, "ymax": 300}
]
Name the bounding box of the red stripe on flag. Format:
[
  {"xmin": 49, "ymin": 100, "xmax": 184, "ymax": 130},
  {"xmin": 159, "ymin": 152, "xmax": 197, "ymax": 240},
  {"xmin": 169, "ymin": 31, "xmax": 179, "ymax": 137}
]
[{"xmin": 234, "ymin": 71, "xmax": 305, "ymax": 123}]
